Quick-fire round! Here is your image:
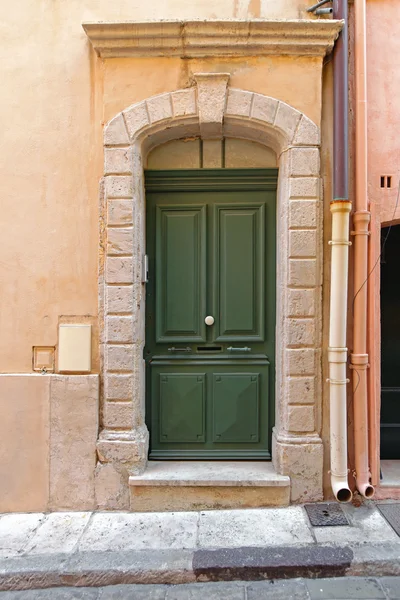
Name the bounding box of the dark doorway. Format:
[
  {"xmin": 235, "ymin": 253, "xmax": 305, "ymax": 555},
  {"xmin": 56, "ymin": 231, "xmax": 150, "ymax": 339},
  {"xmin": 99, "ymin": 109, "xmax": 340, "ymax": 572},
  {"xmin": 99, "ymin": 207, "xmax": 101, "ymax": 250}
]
[{"xmin": 381, "ymin": 224, "xmax": 400, "ymax": 458}]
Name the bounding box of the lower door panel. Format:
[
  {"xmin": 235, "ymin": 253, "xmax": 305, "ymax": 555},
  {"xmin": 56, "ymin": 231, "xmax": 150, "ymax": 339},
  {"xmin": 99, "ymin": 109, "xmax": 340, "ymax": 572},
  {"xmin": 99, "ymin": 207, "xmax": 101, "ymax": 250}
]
[{"xmin": 148, "ymin": 357, "xmax": 270, "ymax": 459}]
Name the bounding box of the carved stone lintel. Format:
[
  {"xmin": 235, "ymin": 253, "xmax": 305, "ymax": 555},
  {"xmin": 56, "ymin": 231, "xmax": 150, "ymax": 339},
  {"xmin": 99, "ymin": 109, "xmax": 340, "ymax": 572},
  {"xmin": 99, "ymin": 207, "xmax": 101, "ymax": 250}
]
[
  {"xmin": 194, "ymin": 73, "xmax": 230, "ymax": 140},
  {"xmin": 82, "ymin": 20, "xmax": 344, "ymax": 59}
]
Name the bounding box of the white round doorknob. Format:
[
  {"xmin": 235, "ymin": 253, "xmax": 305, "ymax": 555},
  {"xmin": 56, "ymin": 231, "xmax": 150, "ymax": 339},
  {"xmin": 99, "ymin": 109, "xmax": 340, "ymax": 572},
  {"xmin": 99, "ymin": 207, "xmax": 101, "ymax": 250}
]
[{"xmin": 205, "ymin": 315, "xmax": 215, "ymax": 326}]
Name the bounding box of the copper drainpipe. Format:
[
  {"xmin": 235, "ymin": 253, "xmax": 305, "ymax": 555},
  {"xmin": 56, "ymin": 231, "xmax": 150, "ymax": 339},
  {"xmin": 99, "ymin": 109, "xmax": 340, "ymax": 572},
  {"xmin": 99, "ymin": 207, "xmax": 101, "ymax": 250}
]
[{"xmin": 351, "ymin": 0, "xmax": 375, "ymax": 498}]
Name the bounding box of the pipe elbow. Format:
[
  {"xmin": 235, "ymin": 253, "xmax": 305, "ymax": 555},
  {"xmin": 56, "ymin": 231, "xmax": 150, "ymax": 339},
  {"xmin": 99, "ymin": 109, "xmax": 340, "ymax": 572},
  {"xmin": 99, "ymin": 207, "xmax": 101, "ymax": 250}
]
[
  {"xmin": 356, "ymin": 480, "xmax": 375, "ymax": 499},
  {"xmin": 331, "ymin": 475, "xmax": 353, "ymax": 503}
]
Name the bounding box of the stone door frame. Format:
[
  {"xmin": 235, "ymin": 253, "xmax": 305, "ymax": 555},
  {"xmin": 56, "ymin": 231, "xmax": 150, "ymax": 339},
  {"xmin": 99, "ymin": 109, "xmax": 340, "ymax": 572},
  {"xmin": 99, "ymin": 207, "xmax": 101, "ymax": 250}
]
[{"xmin": 97, "ymin": 74, "xmax": 324, "ymax": 503}]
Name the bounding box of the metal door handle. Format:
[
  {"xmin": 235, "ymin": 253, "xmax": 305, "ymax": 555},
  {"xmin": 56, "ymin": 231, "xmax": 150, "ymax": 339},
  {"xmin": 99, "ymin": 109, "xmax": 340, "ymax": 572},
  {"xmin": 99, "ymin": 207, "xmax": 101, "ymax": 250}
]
[
  {"xmin": 168, "ymin": 347, "xmax": 191, "ymax": 353},
  {"xmin": 205, "ymin": 316, "xmax": 215, "ymax": 326},
  {"xmin": 227, "ymin": 346, "xmax": 251, "ymax": 352}
]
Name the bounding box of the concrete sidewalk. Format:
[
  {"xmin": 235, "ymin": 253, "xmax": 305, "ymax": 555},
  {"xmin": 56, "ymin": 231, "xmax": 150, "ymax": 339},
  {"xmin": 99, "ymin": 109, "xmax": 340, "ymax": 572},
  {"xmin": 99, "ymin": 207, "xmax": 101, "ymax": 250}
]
[{"xmin": 1, "ymin": 502, "xmax": 400, "ymax": 591}]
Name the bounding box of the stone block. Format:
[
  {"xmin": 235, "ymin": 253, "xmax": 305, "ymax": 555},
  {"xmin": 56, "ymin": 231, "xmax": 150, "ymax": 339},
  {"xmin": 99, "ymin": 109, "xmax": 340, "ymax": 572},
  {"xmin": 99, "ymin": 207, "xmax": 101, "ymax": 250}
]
[
  {"xmin": 24, "ymin": 512, "xmax": 91, "ymax": 555},
  {"xmin": 274, "ymin": 101, "xmax": 301, "ymax": 143},
  {"xmin": 287, "ymin": 318, "xmax": 315, "ymax": 347},
  {"xmin": 49, "ymin": 375, "xmax": 99, "ymax": 510},
  {"xmin": 107, "ymin": 200, "xmax": 133, "ymax": 226},
  {"xmin": 123, "ymin": 102, "xmax": 149, "ymax": 139},
  {"xmin": 105, "ymin": 257, "xmax": 134, "ymax": 284},
  {"xmin": 103, "ymin": 401, "xmax": 133, "ymax": 429},
  {"xmin": 105, "ymin": 176, "xmax": 133, "ymax": 199},
  {"xmin": 106, "ymin": 316, "xmax": 134, "ymax": 343},
  {"xmin": 105, "ymin": 374, "xmax": 134, "ymax": 401},
  {"xmin": 287, "ymin": 289, "xmax": 315, "ymax": 317},
  {"xmin": 104, "ymin": 113, "xmax": 129, "ymax": 146},
  {"xmin": 251, "ymin": 94, "xmax": 278, "ymax": 124},
  {"xmin": 194, "ymin": 73, "xmax": 229, "ymax": 139},
  {"xmin": 273, "ymin": 435, "xmax": 323, "ymax": 503},
  {"xmin": 289, "ymin": 230, "xmax": 317, "ymax": 258},
  {"xmin": 107, "ymin": 227, "xmax": 134, "ymax": 256},
  {"xmin": 105, "ymin": 345, "xmax": 134, "ymax": 372},
  {"xmin": 289, "ymin": 148, "xmax": 320, "ymax": 177},
  {"xmin": 226, "ymin": 89, "xmax": 253, "ymax": 117},
  {"xmin": 146, "ymin": 93, "xmax": 173, "ymax": 123},
  {"xmin": 78, "ymin": 511, "xmax": 198, "ymax": 551},
  {"xmin": 0, "ymin": 513, "xmax": 45, "ymax": 559},
  {"xmin": 96, "ymin": 426, "xmax": 149, "ymax": 468},
  {"xmin": 293, "ymin": 115, "xmax": 321, "ymax": 146},
  {"xmin": 289, "ymin": 200, "xmax": 318, "ymax": 228},
  {"xmin": 288, "ymin": 177, "xmax": 320, "ymax": 199},
  {"xmin": 0, "ymin": 375, "xmax": 50, "ymax": 513},
  {"xmin": 286, "ymin": 348, "xmax": 315, "ymax": 376},
  {"xmin": 106, "ymin": 285, "xmax": 134, "ymax": 314},
  {"xmin": 130, "ymin": 486, "xmax": 290, "ymax": 512},
  {"xmin": 288, "ymin": 376, "xmax": 315, "ymax": 404},
  {"xmin": 104, "ymin": 147, "xmax": 131, "ymax": 175},
  {"xmin": 197, "ymin": 506, "xmax": 313, "ymax": 548},
  {"xmin": 171, "ymin": 88, "xmax": 197, "ymax": 117},
  {"xmin": 287, "ymin": 405, "xmax": 315, "ymax": 433},
  {"xmin": 289, "ymin": 259, "xmax": 317, "ymax": 287},
  {"xmin": 307, "ymin": 578, "xmax": 386, "ymax": 600},
  {"xmin": 95, "ymin": 462, "xmax": 130, "ymax": 510}
]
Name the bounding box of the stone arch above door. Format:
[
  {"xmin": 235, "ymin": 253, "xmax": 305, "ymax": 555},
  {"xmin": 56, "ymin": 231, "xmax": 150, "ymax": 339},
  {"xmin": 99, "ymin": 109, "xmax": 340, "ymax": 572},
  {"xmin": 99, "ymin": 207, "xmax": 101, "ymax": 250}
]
[{"xmin": 96, "ymin": 75, "xmax": 323, "ymax": 508}]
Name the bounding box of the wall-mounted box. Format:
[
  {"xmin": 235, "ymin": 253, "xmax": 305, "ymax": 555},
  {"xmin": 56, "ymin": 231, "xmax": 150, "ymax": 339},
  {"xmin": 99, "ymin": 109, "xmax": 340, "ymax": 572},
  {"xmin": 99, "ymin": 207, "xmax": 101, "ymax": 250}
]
[
  {"xmin": 33, "ymin": 346, "xmax": 55, "ymax": 372},
  {"xmin": 58, "ymin": 324, "xmax": 92, "ymax": 373}
]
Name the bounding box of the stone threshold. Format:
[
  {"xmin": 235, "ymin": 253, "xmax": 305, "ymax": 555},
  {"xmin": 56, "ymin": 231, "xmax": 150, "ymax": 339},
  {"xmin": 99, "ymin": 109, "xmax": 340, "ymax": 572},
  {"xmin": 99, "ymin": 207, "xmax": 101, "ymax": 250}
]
[{"xmin": 129, "ymin": 461, "xmax": 290, "ymax": 487}]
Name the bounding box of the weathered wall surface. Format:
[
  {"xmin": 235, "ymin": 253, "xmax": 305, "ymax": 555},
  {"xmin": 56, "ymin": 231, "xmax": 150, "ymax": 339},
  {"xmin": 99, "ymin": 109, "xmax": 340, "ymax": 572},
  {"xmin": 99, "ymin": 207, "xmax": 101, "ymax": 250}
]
[{"xmin": 0, "ymin": 375, "xmax": 99, "ymax": 513}]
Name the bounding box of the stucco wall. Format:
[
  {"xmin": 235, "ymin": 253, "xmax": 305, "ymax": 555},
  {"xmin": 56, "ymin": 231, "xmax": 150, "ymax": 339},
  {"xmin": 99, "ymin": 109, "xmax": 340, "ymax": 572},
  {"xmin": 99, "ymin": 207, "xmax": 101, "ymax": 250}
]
[
  {"xmin": 367, "ymin": 0, "xmax": 400, "ymax": 226},
  {"xmin": 0, "ymin": 1, "xmax": 318, "ymax": 374},
  {"xmin": 0, "ymin": 0, "xmax": 336, "ymax": 510}
]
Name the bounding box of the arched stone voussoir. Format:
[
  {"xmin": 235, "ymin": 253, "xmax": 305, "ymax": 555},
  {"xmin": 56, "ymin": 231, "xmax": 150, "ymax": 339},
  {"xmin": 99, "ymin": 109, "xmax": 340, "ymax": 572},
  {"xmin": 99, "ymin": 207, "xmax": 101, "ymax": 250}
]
[{"xmin": 104, "ymin": 113, "xmax": 130, "ymax": 146}]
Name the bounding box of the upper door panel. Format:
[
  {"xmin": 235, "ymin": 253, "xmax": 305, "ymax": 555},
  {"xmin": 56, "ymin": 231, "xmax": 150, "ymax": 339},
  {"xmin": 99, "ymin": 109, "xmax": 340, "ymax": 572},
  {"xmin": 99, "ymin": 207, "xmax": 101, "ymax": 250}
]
[
  {"xmin": 214, "ymin": 202, "xmax": 265, "ymax": 342},
  {"xmin": 156, "ymin": 204, "xmax": 207, "ymax": 343}
]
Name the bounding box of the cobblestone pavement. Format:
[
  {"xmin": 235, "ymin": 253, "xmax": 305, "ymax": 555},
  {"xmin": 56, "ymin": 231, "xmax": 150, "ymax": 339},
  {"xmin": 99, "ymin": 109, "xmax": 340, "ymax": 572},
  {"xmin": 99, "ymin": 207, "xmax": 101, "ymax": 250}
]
[{"xmin": 1, "ymin": 577, "xmax": 400, "ymax": 599}]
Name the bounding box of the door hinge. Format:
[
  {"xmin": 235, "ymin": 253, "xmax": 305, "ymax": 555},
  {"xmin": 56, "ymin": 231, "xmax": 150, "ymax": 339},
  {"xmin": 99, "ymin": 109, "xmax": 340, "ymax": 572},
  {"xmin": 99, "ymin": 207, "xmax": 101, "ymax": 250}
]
[{"xmin": 142, "ymin": 255, "xmax": 149, "ymax": 283}]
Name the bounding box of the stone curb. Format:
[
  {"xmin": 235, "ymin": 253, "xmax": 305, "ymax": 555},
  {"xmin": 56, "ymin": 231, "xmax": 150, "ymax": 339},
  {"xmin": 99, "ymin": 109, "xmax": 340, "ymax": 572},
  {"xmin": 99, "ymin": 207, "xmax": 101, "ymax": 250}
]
[{"xmin": 2, "ymin": 544, "xmax": 400, "ymax": 591}]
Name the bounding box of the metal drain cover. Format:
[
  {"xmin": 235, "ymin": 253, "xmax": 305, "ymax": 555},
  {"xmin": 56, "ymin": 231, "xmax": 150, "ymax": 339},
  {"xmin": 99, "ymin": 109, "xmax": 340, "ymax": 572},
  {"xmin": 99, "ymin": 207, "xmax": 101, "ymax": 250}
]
[
  {"xmin": 377, "ymin": 503, "xmax": 400, "ymax": 537},
  {"xmin": 305, "ymin": 503, "xmax": 349, "ymax": 527}
]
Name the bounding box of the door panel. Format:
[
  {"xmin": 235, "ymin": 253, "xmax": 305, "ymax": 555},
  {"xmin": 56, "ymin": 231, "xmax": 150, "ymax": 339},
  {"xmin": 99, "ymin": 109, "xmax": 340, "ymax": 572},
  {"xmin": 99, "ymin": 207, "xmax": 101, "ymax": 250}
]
[
  {"xmin": 145, "ymin": 169, "xmax": 277, "ymax": 460},
  {"xmin": 215, "ymin": 204, "xmax": 265, "ymax": 341},
  {"xmin": 159, "ymin": 373, "xmax": 205, "ymax": 443},
  {"xmin": 213, "ymin": 373, "xmax": 261, "ymax": 443},
  {"xmin": 156, "ymin": 205, "xmax": 206, "ymax": 342}
]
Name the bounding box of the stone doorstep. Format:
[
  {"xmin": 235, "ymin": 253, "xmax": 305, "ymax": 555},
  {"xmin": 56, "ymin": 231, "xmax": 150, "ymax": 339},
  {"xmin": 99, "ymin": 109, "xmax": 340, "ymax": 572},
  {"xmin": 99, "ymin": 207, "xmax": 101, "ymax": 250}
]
[{"xmin": 129, "ymin": 462, "xmax": 291, "ymax": 511}]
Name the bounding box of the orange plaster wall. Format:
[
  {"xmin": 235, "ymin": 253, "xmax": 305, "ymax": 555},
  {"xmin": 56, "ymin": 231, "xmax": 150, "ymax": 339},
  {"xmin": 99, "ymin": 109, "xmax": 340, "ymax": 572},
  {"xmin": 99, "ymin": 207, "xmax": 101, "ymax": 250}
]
[
  {"xmin": 0, "ymin": 0, "xmax": 324, "ymax": 373},
  {"xmin": 103, "ymin": 56, "xmax": 322, "ymax": 127}
]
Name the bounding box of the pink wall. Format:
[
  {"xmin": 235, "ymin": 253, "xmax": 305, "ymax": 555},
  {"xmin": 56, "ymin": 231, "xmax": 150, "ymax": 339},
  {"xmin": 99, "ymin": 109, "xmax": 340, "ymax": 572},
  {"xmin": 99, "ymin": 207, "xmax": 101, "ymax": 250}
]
[
  {"xmin": 367, "ymin": 0, "xmax": 400, "ymax": 225},
  {"xmin": 366, "ymin": 0, "xmax": 400, "ymax": 487}
]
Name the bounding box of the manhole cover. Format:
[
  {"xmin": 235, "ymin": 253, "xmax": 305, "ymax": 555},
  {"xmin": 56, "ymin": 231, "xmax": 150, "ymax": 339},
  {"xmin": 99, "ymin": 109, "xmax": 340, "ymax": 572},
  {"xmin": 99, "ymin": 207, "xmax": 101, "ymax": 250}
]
[
  {"xmin": 377, "ymin": 503, "xmax": 400, "ymax": 537},
  {"xmin": 304, "ymin": 503, "xmax": 349, "ymax": 527}
]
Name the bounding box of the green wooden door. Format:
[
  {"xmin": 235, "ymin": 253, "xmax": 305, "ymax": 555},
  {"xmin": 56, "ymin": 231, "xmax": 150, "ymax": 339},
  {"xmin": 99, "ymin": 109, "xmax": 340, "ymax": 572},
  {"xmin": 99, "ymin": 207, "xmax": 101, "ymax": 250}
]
[{"xmin": 145, "ymin": 169, "xmax": 277, "ymax": 459}]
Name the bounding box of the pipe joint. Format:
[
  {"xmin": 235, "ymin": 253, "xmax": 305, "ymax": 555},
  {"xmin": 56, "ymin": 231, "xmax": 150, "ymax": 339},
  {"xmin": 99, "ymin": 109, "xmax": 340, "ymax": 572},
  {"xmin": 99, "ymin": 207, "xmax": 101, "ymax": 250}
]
[
  {"xmin": 350, "ymin": 353, "xmax": 369, "ymax": 366},
  {"xmin": 352, "ymin": 210, "xmax": 371, "ymax": 233},
  {"xmin": 328, "ymin": 347, "xmax": 348, "ymax": 363},
  {"xmin": 328, "ymin": 240, "xmax": 352, "ymax": 246},
  {"xmin": 330, "ymin": 201, "xmax": 352, "ymax": 214}
]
